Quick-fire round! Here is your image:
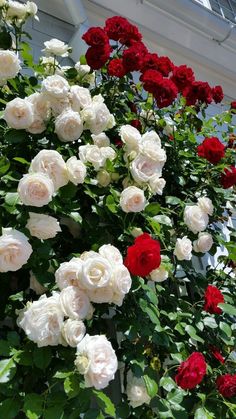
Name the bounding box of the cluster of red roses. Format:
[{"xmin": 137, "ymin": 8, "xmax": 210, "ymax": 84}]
[
  {"xmin": 82, "ymin": 16, "xmax": 223, "ymax": 108},
  {"xmin": 175, "ymin": 352, "xmax": 236, "ymax": 399},
  {"xmin": 124, "ymin": 234, "xmax": 235, "ymax": 398},
  {"xmin": 197, "ymin": 136, "xmax": 236, "ymax": 188}
]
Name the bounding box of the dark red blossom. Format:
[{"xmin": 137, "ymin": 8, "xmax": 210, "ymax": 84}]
[
  {"xmin": 183, "ymin": 81, "xmax": 212, "ymax": 105},
  {"xmin": 120, "ymin": 23, "xmax": 142, "ymax": 46},
  {"xmin": 171, "ymin": 65, "xmax": 195, "ymax": 93},
  {"xmin": 104, "ymin": 16, "xmax": 130, "ymax": 41},
  {"xmin": 122, "ymin": 42, "xmax": 148, "ymax": 72},
  {"xmin": 203, "ymin": 285, "xmax": 224, "ymax": 314},
  {"xmin": 221, "ymin": 166, "xmax": 236, "ymax": 189},
  {"xmin": 209, "ymin": 346, "xmax": 225, "ymax": 364},
  {"xmin": 141, "ymin": 69, "xmax": 163, "ymax": 94},
  {"xmin": 82, "ymin": 27, "xmax": 109, "ymax": 47},
  {"xmin": 141, "ymin": 53, "xmax": 159, "ymax": 73},
  {"xmin": 197, "ymin": 137, "xmax": 225, "ymax": 165},
  {"xmin": 130, "ymin": 119, "xmax": 142, "ymax": 131},
  {"xmin": 212, "ymin": 85, "xmax": 224, "ymax": 103},
  {"xmin": 107, "ymin": 58, "xmax": 127, "ymax": 78},
  {"xmin": 124, "ymin": 233, "xmax": 161, "ymax": 277},
  {"xmin": 230, "ymin": 101, "xmax": 236, "ymax": 110},
  {"xmin": 156, "ymin": 56, "xmax": 174, "ymax": 76},
  {"xmin": 217, "ymin": 374, "xmax": 236, "ymax": 398},
  {"xmin": 85, "ymin": 44, "xmax": 111, "ymax": 70},
  {"xmin": 154, "ymin": 78, "xmax": 178, "ymax": 108},
  {"xmin": 175, "ymin": 352, "xmax": 207, "ymax": 390}
]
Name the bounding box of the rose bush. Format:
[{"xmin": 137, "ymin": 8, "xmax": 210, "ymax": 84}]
[{"xmin": 0, "ymin": 3, "xmax": 236, "ymax": 418}]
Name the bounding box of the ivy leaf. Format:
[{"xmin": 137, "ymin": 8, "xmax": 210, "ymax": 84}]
[
  {"xmin": 0, "ymin": 358, "xmax": 16, "ymax": 383},
  {"xmin": 23, "ymin": 394, "xmax": 43, "ymax": 419},
  {"xmin": 143, "ymin": 374, "xmax": 158, "ymax": 398},
  {"xmin": 93, "ymin": 390, "xmax": 116, "ymax": 418}
]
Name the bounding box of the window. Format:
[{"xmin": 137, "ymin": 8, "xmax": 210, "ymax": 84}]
[
  {"xmin": 194, "ymin": 0, "xmax": 212, "ymax": 8},
  {"xmin": 209, "ymin": 0, "xmax": 236, "ymax": 21}
]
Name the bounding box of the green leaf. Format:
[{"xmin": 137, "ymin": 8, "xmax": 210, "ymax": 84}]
[
  {"xmin": 194, "ymin": 407, "xmax": 215, "ymax": 419},
  {"xmin": 23, "ymin": 394, "xmax": 43, "ymax": 419},
  {"xmin": 143, "ymin": 374, "xmax": 158, "ymax": 398},
  {"xmin": 152, "ymin": 215, "xmax": 172, "ymax": 226},
  {"xmin": 0, "ymin": 358, "xmax": 16, "ymax": 383},
  {"xmin": 218, "ymin": 303, "xmax": 236, "ymax": 316},
  {"xmin": 145, "ymin": 202, "xmax": 161, "ymax": 216},
  {"xmin": 219, "ymin": 321, "xmax": 232, "ymax": 337},
  {"xmin": 0, "ymin": 156, "xmax": 10, "ymax": 175},
  {"xmin": 0, "ymin": 399, "xmax": 21, "ymax": 418},
  {"xmin": 185, "ymin": 325, "xmax": 204, "ymax": 343},
  {"xmin": 160, "ymin": 377, "xmax": 176, "ymax": 392},
  {"xmin": 33, "ymin": 347, "xmax": 52, "ymax": 370},
  {"xmin": 0, "ymin": 340, "xmax": 11, "ymax": 357},
  {"xmin": 105, "ymin": 195, "xmax": 117, "ymax": 213},
  {"xmin": 64, "ymin": 375, "xmax": 80, "ymax": 399},
  {"xmin": 203, "ymin": 317, "xmax": 218, "ymax": 329},
  {"xmin": 0, "ymin": 28, "xmax": 12, "ymax": 49},
  {"xmin": 44, "ymin": 405, "xmax": 65, "ymax": 419},
  {"xmin": 5, "ymin": 129, "xmax": 29, "ymax": 144},
  {"xmin": 84, "ymin": 410, "xmax": 104, "ymax": 419},
  {"xmin": 4, "ymin": 192, "xmax": 20, "ymax": 207},
  {"xmin": 166, "ymin": 196, "xmax": 181, "ymax": 205},
  {"xmin": 93, "ymin": 390, "xmax": 116, "ymax": 418}
]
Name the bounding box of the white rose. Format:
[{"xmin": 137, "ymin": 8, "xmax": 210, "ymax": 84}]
[
  {"xmin": 43, "ymin": 39, "xmax": 70, "ymax": 57},
  {"xmin": 42, "ymin": 75, "xmax": 70, "ymax": 99},
  {"xmin": 55, "ymin": 259, "xmax": 84, "ymax": 290},
  {"xmin": 174, "ymin": 236, "xmax": 192, "ymax": 261},
  {"xmin": 29, "ymin": 271, "xmax": 47, "ymax": 295},
  {"xmin": 92, "ymin": 133, "xmax": 110, "ymax": 147},
  {"xmin": 81, "ymin": 101, "xmax": 115, "ymax": 135},
  {"xmin": 49, "ymin": 96, "xmax": 71, "ymax": 117},
  {"xmin": 60, "ymin": 286, "xmax": 93, "ymax": 320},
  {"xmin": 184, "ymin": 205, "xmax": 209, "ymax": 234},
  {"xmin": 18, "ymin": 173, "xmax": 54, "ymax": 207},
  {"xmin": 7, "ymin": 1, "xmax": 27, "ymax": 19},
  {"xmin": 18, "ymin": 293, "xmax": 64, "ymax": 347},
  {"xmin": 193, "ymin": 232, "xmax": 213, "ymax": 253},
  {"xmin": 142, "ymin": 130, "xmax": 161, "ymax": 146},
  {"xmin": 112, "ymin": 264, "xmax": 132, "ymax": 296},
  {"xmin": 26, "ymin": 212, "xmax": 61, "ymax": 240},
  {"xmin": 62, "ymin": 319, "xmax": 86, "ymax": 347},
  {"xmin": 29, "ymin": 149, "xmax": 69, "ymax": 190},
  {"xmin": 0, "ymin": 0, "xmax": 6, "ymax": 7},
  {"xmin": 120, "ymin": 186, "xmax": 146, "ymax": 213},
  {"xmin": 87, "ymin": 286, "xmax": 114, "ymax": 304},
  {"xmin": 80, "ymin": 251, "xmax": 98, "ymax": 261},
  {"xmin": 26, "ymin": 1, "xmax": 38, "ymax": 17},
  {"xmin": 79, "ymin": 144, "xmax": 104, "ymax": 170},
  {"xmin": 130, "ymin": 227, "xmax": 143, "ymax": 238},
  {"xmin": 0, "ymin": 50, "xmax": 21, "ymax": 81},
  {"xmin": 127, "ymin": 372, "xmax": 151, "ymax": 408},
  {"xmin": 4, "ymin": 98, "xmax": 34, "ymax": 129},
  {"xmin": 197, "ymin": 197, "xmax": 214, "ymax": 216},
  {"xmin": 149, "ymin": 176, "xmax": 166, "ymax": 195},
  {"xmin": 26, "ymin": 92, "xmax": 50, "ymax": 120},
  {"xmin": 66, "ymin": 156, "xmax": 86, "ymax": 185},
  {"xmin": 81, "ymin": 255, "xmax": 113, "ymax": 290},
  {"xmin": 163, "ymin": 116, "xmax": 176, "ymax": 136},
  {"xmin": 75, "ymin": 62, "xmax": 91, "ymax": 75},
  {"xmin": 141, "ymin": 139, "xmax": 166, "ymax": 164},
  {"xmin": 27, "ymin": 116, "xmax": 46, "ymax": 134},
  {"xmin": 99, "ymin": 244, "xmax": 123, "ymax": 265},
  {"xmin": 120, "ymin": 125, "xmax": 141, "ymax": 152},
  {"xmin": 150, "ymin": 265, "xmax": 168, "ymax": 282},
  {"xmin": 131, "ymin": 155, "xmax": 163, "ymax": 184},
  {"xmin": 101, "ymin": 146, "xmax": 116, "ymax": 162},
  {"xmin": 75, "ymin": 334, "xmax": 118, "ymax": 390},
  {"xmin": 70, "ymin": 85, "xmax": 92, "ymax": 111},
  {"xmin": 96, "ymin": 170, "xmax": 111, "ymax": 187},
  {"xmin": 0, "ymin": 228, "xmax": 32, "ymax": 272},
  {"xmin": 55, "ymin": 109, "xmax": 83, "ymax": 142}
]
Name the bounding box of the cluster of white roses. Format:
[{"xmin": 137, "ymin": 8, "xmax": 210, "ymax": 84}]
[
  {"xmin": 119, "ymin": 125, "xmax": 166, "ymax": 213},
  {"xmin": 1, "ymin": 0, "xmax": 38, "ymax": 25},
  {"xmin": 18, "ymin": 242, "xmax": 131, "ymax": 389},
  {"xmin": 4, "ymin": 75, "xmax": 115, "ymax": 139},
  {"xmin": 174, "ymin": 196, "xmax": 214, "ymax": 261},
  {"xmin": 17, "ymin": 149, "xmax": 86, "ymax": 207}
]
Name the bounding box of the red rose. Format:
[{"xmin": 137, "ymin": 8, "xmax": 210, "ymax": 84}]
[
  {"xmin": 212, "ymin": 85, "xmax": 224, "ymax": 103},
  {"xmin": 119, "ymin": 23, "xmax": 142, "ymax": 46},
  {"xmin": 183, "ymin": 81, "xmax": 212, "ymax": 105},
  {"xmin": 130, "ymin": 119, "xmax": 142, "ymax": 131},
  {"xmin": 209, "ymin": 346, "xmax": 225, "ymax": 364},
  {"xmin": 175, "ymin": 352, "xmax": 207, "ymax": 390},
  {"xmin": 216, "ymin": 374, "xmax": 236, "ymax": 398},
  {"xmin": 107, "ymin": 58, "xmax": 127, "ymax": 78},
  {"xmin": 203, "ymin": 285, "xmax": 224, "ymax": 314},
  {"xmin": 104, "ymin": 16, "xmax": 130, "ymax": 41},
  {"xmin": 154, "ymin": 78, "xmax": 178, "ymax": 108},
  {"xmin": 221, "ymin": 166, "xmax": 236, "ymax": 189},
  {"xmin": 230, "ymin": 101, "xmax": 236, "ymax": 110},
  {"xmin": 122, "ymin": 42, "xmax": 148, "ymax": 72},
  {"xmin": 124, "ymin": 233, "xmax": 161, "ymax": 277},
  {"xmin": 85, "ymin": 44, "xmax": 111, "ymax": 70},
  {"xmin": 141, "ymin": 53, "xmax": 159, "ymax": 73},
  {"xmin": 82, "ymin": 27, "xmax": 109, "ymax": 47},
  {"xmin": 156, "ymin": 56, "xmax": 174, "ymax": 76},
  {"xmin": 197, "ymin": 137, "xmax": 225, "ymax": 165},
  {"xmin": 171, "ymin": 65, "xmax": 195, "ymax": 93},
  {"xmin": 141, "ymin": 69, "xmax": 163, "ymax": 94}
]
